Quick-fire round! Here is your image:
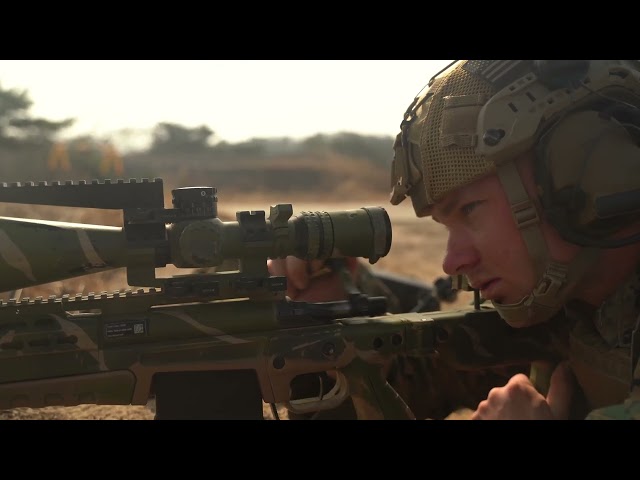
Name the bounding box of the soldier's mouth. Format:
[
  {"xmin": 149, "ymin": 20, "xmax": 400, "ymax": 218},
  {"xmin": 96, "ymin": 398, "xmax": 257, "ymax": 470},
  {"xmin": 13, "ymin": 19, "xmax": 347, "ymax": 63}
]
[{"xmin": 478, "ymin": 279, "xmax": 500, "ymax": 300}]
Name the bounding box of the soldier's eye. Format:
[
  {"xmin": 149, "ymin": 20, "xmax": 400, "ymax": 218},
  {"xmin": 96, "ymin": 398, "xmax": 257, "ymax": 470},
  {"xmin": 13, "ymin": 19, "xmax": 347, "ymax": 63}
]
[{"xmin": 460, "ymin": 201, "xmax": 481, "ymax": 216}]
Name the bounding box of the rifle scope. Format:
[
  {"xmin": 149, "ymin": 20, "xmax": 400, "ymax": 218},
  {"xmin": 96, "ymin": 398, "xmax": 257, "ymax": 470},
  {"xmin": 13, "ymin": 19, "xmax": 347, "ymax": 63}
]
[{"xmin": 0, "ymin": 182, "xmax": 392, "ymax": 292}]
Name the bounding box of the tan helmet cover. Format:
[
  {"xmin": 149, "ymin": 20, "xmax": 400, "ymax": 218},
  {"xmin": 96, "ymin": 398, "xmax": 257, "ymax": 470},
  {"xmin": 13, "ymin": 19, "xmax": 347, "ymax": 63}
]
[{"xmin": 390, "ymin": 60, "xmax": 640, "ymax": 217}]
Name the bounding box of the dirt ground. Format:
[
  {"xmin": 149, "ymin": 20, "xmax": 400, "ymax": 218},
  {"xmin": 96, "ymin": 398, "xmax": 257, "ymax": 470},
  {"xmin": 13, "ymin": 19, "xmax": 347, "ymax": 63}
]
[{"xmin": 0, "ymin": 193, "xmax": 472, "ymax": 420}]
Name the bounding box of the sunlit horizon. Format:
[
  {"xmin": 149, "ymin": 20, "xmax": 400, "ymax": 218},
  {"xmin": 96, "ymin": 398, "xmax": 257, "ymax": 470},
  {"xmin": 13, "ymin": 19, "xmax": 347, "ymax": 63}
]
[{"xmin": 0, "ymin": 60, "xmax": 453, "ymax": 152}]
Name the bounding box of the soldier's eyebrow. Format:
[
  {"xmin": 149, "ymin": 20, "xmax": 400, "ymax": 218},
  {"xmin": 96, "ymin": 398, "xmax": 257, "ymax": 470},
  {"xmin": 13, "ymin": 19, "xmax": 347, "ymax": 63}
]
[{"xmin": 432, "ymin": 193, "xmax": 460, "ymax": 224}]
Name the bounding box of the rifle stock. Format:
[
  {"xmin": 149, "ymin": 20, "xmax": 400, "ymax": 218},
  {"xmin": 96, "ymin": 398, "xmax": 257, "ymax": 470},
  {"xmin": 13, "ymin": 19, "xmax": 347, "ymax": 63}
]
[
  {"xmin": 0, "ymin": 298, "xmax": 564, "ymax": 418},
  {"xmin": 0, "ymin": 178, "xmax": 564, "ymax": 419}
]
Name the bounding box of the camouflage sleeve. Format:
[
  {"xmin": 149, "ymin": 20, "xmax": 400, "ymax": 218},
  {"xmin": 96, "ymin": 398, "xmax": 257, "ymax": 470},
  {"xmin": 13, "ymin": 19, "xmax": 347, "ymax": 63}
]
[
  {"xmin": 351, "ymin": 260, "xmax": 404, "ymax": 312},
  {"xmin": 585, "ymin": 401, "xmax": 640, "ymax": 419},
  {"xmin": 585, "ymin": 363, "xmax": 640, "ymax": 419}
]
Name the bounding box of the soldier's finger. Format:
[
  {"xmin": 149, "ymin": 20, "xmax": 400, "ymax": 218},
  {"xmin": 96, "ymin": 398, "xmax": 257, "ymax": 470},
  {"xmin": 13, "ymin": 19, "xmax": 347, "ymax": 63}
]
[
  {"xmin": 287, "ymin": 256, "xmax": 312, "ymax": 290},
  {"xmin": 267, "ymin": 258, "xmax": 288, "ymax": 277}
]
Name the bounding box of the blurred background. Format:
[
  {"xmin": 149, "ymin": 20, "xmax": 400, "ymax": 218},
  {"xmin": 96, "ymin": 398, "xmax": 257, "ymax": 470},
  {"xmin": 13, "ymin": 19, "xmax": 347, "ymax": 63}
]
[{"xmin": 0, "ymin": 60, "xmax": 453, "ymax": 199}]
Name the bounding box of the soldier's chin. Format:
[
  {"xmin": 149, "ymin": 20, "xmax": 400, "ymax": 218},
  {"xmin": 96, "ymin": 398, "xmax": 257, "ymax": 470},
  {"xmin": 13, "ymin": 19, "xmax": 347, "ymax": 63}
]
[
  {"xmin": 481, "ymin": 292, "xmax": 507, "ymax": 303},
  {"xmin": 491, "ymin": 292, "xmax": 529, "ymax": 308},
  {"xmin": 485, "ymin": 282, "xmax": 533, "ymax": 306}
]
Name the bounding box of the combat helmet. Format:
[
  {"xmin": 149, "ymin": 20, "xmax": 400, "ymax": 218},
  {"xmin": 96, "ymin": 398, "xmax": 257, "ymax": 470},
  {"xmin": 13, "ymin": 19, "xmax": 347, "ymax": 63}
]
[{"xmin": 390, "ymin": 60, "xmax": 640, "ymax": 327}]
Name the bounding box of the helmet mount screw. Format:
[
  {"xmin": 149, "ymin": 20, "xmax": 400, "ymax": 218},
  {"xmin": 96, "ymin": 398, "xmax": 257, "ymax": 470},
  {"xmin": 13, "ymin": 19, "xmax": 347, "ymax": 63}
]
[{"xmin": 483, "ymin": 128, "xmax": 505, "ymax": 146}]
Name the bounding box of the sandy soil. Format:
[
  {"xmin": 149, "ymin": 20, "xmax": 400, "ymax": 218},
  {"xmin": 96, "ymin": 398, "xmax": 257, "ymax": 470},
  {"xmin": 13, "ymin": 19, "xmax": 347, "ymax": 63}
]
[{"xmin": 0, "ymin": 195, "xmax": 471, "ymax": 420}]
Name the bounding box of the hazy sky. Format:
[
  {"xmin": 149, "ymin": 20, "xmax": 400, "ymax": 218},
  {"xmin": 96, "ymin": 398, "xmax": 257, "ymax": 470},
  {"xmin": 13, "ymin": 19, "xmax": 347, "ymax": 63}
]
[{"xmin": 0, "ymin": 60, "xmax": 453, "ymax": 151}]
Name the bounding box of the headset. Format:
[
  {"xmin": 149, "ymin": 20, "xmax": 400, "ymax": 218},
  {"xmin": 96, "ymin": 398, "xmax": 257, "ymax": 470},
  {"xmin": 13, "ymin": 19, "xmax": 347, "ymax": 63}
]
[{"xmin": 532, "ymin": 60, "xmax": 640, "ymax": 248}]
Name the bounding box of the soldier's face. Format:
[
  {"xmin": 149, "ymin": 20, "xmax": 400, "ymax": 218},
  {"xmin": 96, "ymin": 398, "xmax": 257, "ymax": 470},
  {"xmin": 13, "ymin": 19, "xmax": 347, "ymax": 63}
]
[
  {"xmin": 432, "ymin": 173, "xmax": 537, "ymax": 304},
  {"xmin": 431, "ymin": 155, "xmax": 581, "ymax": 305}
]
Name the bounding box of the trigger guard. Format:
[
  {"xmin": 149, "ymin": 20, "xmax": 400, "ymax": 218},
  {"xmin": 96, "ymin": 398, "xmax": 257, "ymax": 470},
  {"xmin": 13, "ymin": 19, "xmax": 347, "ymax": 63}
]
[{"xmin": 281, "ymin": 371, "xmax": 350, "ymax": 414}]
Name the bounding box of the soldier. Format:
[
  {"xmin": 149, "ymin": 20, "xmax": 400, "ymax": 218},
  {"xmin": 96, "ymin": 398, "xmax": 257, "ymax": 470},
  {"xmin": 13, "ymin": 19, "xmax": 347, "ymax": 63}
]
[{"xmin": 268, "ymin": 60, "xmax": 640, "ymax": 420}]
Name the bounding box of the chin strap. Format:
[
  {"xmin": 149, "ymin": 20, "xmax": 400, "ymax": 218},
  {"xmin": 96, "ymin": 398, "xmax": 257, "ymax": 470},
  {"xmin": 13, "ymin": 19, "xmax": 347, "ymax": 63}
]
[
  {"xmin": 493, "ymin": 162, "xmax": 601, "ymax": 328},
  {"xmin": 492, "ymin": 249, "xmax": 600, "ymax": 327}
]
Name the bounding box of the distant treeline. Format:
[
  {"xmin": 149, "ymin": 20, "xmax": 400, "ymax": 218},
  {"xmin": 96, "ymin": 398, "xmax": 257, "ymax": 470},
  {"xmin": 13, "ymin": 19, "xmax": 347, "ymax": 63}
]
[{"xmin": 0, "ymin": 81, "xmax": 395, "ymax": 195}]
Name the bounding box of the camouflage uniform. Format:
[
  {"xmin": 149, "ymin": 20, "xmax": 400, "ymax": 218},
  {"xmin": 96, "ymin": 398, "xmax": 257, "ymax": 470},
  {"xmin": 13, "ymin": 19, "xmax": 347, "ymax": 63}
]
[{"xmin": 565, "ymin": 265, "xmax": 640, "ymax": 419}]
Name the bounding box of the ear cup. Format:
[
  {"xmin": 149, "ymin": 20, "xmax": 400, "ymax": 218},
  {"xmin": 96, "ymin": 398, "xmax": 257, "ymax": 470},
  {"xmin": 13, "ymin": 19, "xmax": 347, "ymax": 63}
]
[
  {"xmin": 535, "ymin": 108, "xmax": 640, "ymax": 246},
  {"xmin": 533, "ymin": 60, "xmax": 591, "ymax": 90}
]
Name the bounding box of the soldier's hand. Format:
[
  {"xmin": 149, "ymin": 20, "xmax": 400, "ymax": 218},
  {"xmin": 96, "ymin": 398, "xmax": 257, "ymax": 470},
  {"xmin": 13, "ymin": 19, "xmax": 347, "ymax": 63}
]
[
  {"xmin": 267, "ymin": 256, "xmax": 358, "ymax": 302},
  {"xmin": 470, "ymin": 362, "xmax": 575, "ymax": 420}
]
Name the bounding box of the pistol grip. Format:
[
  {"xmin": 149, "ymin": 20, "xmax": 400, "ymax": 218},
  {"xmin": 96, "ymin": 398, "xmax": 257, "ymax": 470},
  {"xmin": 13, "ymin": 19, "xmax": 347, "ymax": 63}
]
[
  {"xmin": 529, "ymin": 360, "xmax": 555, "ymax": 396},
  {"xmin": 343, "ymin": 359, "xmax": 416, "ymax": 420}
]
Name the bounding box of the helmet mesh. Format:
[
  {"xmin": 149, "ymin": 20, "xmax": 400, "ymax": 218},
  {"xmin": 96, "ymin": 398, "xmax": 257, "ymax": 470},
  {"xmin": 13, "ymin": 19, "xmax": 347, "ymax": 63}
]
[{"xmin": 419, "ymin": 64, "xmax": 497, "ymax": 203}]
